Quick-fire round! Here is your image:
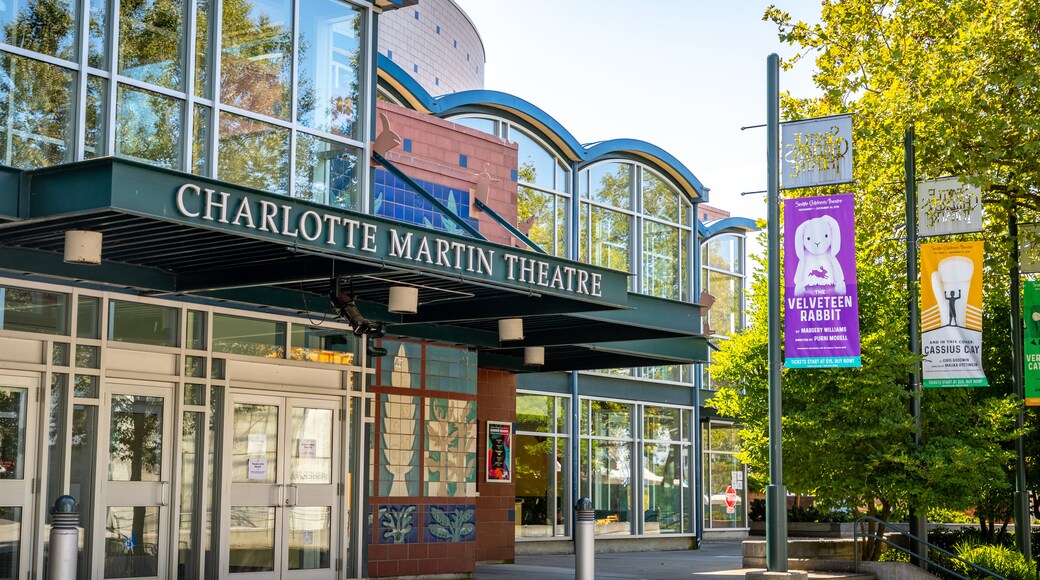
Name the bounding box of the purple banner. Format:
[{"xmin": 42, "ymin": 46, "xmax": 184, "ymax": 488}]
[{"xmin": 784, "ymin": 193, "xmax": 861, "ymax": 368}]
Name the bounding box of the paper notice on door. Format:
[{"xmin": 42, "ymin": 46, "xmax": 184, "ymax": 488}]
[
  {"xmin": 248, "ymin": 434, "xmax": 266, "ymax": 455},
  {"xmin": 248, "ymin": 458, "xmax": 268, "ymax": 480},
  {"xmin": 299, "ymin": 439, "xmax": 317, "ymax": 458}
]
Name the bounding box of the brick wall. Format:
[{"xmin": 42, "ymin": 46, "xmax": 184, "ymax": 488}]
[
  {"xmin": 376, "ymin": 100, "xmax": 519, "ymax": 247},
  {"xmin": 476, "ymin": 368, "xmax": 517, "ymax": 563}
]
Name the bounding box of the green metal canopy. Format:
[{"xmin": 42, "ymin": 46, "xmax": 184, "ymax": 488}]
[{"xmin": 0, "ymin": 158, "xmax": 709, "ymax": 371}]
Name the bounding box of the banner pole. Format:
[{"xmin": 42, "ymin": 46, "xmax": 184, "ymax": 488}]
[
  {"xmin": 765, "ymin": 52, "xmax": 788, "ymax": 573},
  {"xmin": 904, "ymin": 127, "xmax": 928, "ymax": 566},
  {"xmin": 1010, "ymin": 210, "xmax": 1032, "ymax": 559}
]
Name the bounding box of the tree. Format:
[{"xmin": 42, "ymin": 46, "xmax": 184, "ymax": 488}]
[{"xmin": 711, "ymin": 1, "xmax": 1040, "ymax": 556}]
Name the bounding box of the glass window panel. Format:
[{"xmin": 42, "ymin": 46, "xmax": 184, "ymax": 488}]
[
  {"xmin": 218, "ymin": 112, "xmax": 289, "ymax": 195},
  {"xmin": 643, "ymin": 406, "xmax": 681, "ymax": 442},
  {"xmin": 289, "ymin": 325, "xmax": 355, "ymax": 366},
  {"xmin": 192, "ymin": 104, "xmax": 210, "ymax": 176},
  {"xmin": 0, "ymin": 53, "xmax": 74, "ymax": 168},
  {"xmin": 705, "ymin": 270, "xmax": 742, "ymax": 336},
  {"xmin": 643, "ymin": 443, "xmax": 684, "ymax": 534},
  {"xmin": 77, "ymin": 295, "xmax": 101, "ymax": 339},
  {"xmin": 511, "ymin": 128, "xmax": 556, "ymax": 191},
  {"xmin": 588, "ymin": 401, "xmax": 630, "ymax": 439},
  {"xmin": 0, "ymin": 0, "xmax": 76, "ymax": 60},
  {"xmin": 0, "ymin": 507, "xmax": 21, "ymax": 577},
  {"xmin": 705, "ymin": 452, "xmax": 745, "ymax": 529},
  {"xmin": 76, "ymin": 345, "xmax": 100, "ymax": 368},
  {"xmin": 587, "ymin": 205, "xmax": 630, "ymax": 273},
  {"xmin": 557, "ymin": 160, "xmax": 570, "ymax": 193},
  {"xmin": 0, "ymin": 388, "xmax": 27, "ymax": 479},
  {"xmin": 641, "ymin": 170, "xmax": 680, "ymax": 223},
  {"xmin": 642, "ymin": 220, "xmax": 680, "ymax": 299},
  {"xmin": 220, "ymin": 0, "xmax": 292, "ymax": 120},
  {"xmin": 641, "ymin": 365, "xmax": 681, "ymax": 383},
  {"xmin": 44, "ymin": 375, "xmax": 69, "ymax": 571},
  {"xmin": 590, "ymin": 440, "xmax": 631, "ymax": 535},
  {"xmin": 212, "ymin": 313, "xmax": 285, "ymax": 358},
  {"xmin": 187, "ymin": 310, "xmax": 206, "ymax": 350},
  {"xmin": 184, "ymin": 383, "xmax": 205, "ymax": 406},
  {"xmin": 586, "ymin": 162, "xmax": 631, "ymax": 209},
  {"xmin": 194, "ymin": 0, "xmax": 212, "ymax": 98},
  {"xmin": 703, "ymin": 234, "xmax": 743, "ymax": 274},
  {"xmin": 108, "ymin": 300, "xmax": 180, "ymax": 347},
  {"xmin": 517, "ymin": 187, "xmax": 565, "ymax": 257},
  {"xmin": 105, "ymin": 506, "xmax": 159, "ymax": 577},
  {"xmin": 90, "ymin": 0, "xmax": 109, "ymax": 68},
  {"xmin": 109, "ymin": 395, "xmax": 164, "ymax": 481},
  {"xmin": 85, "ymin": 75, "xmax": 106, "ymax": 159},
  {"xmin": 297, "ymin": 0, "xmax": 362, "ymax": 139},
  {"xmin": 0, "ymin": 286, "xmax": 69, "ymax": 334},
  {"xmin": 680, "ymin": 229, "xmax": 690, "ymax": 301},
  {"xmin": 231, "ymin": 403, "xmax": 278, "ymax": 484},
  {"xmin": 116, "ymin": 85, "xmax": 183, "ymax": 169},
  {"xmin": 204, "ymin": 386, "xmax": 223, "ymax": 578},
  {"xmin": 75, "ymin": 375, "xmax": 99, "ymax": 398},
  {"xmin": 178, "ymin": 411, "xmax": 204, "ymax": 579},
  {"xmin": 452, "ymin": 116, "xmax": 495, "ymax": 136},
  {"xmin": 71, "ymin": 404, "xmax": 99, "ymax": 578},
  {"xmin": 290, "ymin": 407, "xmax": 332, "ymax": 484},
  {"xmin": 288, "ymin": 506, "xmax": 331, "ymax": 570},
  {"xmin": 185, "ymin": 355, "xmax": 206, "ymax": 378},
  {"xmin": 515, "ymin": 394, "xmax": 552, "ymax": 433},
  {"xmin": 118, "ymin": 0, "xmax": 184, "ymax": 89},
  {"xmin": 708, "ymin": 422, "xmax": 741, "ymax": 452},
  {"xmin": 211, "ymin": 358, "xmax": 226, "ymax": 380},
  {"xmin": 514, "ymin": 433, "xmax": 556, "ymax": 538},
  {"xmin": 52, "ymin": 343, "xmax": 70, "ymax": 366},
  {"xmin": 295, "ymin": 133, "xmax": 358, "ymax": 209},
  {"xmin": 228, "ymin": 507, "xmax": 275, "ymax": 572}
]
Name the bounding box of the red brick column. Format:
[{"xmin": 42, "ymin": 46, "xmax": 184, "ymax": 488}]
[{"xmin": 476, "ymin": 368, "xmax": 518, "ymax": 563}]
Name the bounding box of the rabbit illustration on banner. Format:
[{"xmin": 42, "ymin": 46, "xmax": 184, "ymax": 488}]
[{"xmin": 792, "ymin": 214, "xmax": 846, "ymax": 296}]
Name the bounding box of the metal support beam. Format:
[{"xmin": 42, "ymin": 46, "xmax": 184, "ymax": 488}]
[
  {"xmin": 473, "ymin": 197, "xmax": 546, "ymax": 254},
  {"xmin": 1010, "ymin": 210, "xmax": 1032, "ymax": 560}
]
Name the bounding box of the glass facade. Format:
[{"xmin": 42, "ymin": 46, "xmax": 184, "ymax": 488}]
[
  {"xmin": 700, "ymin": 233, "xmax": 748, "ymax": 390},
  {"xmin": 0, "ymin": 0, "xmax": 368, "ymax": 202},
  {"xmin": 702, "ymin": 421, "xmax": 747, "ymax": 529},
  {"xmin": 514, "ymin": 393, "xmax": 568, "ymax": 539}
]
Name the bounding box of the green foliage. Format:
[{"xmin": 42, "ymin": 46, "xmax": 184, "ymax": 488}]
[
  {"xmin": 709, "ymin": 1, "xmax": 1036, "ymax": 542},
  {"xmin": 927, "ymin": 508, "xmax": 977, "ymax": 525},
  {"xmin": 954, "ymin": 542, "xmax": 1036, "ymax": 580}
]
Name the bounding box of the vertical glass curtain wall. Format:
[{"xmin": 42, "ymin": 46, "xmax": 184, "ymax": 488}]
[
  {"xmin": 702, "ymin": 421, "xmax": 747, "ymax": 530},
  {"xmin": 514, "ymin": 392, "xmax": 569, "ymax": 539},
  {"xmin": 699, "ymin": 233, "xmax": 747, "ymax": 390},
  {"xmin": 0, "ymin": 0, "xmax": 369, "ymax": 209}
]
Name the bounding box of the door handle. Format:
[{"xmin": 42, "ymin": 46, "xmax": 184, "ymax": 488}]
[
  {"xmin": 286, "ymin": 484, "xmax": 299, "ymax": 507},
  {"xmin": 275, "ymin": 484, "xmax": 285, "ymax": 507},
  {"xmin": 159, "ymin": 481, "xmax": 170, "ymax": 506}
]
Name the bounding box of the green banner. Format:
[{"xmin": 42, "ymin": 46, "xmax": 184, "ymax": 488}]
[{"xmin": 1026, "ymin": 280, "xmax": 1040, "ymax": 404}]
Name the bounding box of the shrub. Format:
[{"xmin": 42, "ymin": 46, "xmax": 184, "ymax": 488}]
[
  {"xmin": 927, "ymin": 508, "xmax": 976, "ymax": 524},
  {"xmin": 953, "ymin": 542, "xmax": 1036, "ymax": 580}
]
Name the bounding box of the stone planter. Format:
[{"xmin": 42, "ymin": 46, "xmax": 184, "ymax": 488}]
[{"xmin": 749, "ymin": 521, "xmax": 857, "ymax": 538}]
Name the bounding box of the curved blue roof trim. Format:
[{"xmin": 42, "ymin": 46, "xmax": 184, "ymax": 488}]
[
  {"xmin": 377, "ymin": 58, "xmax": 710, "ymax": 200},
  {"xmin": 434, "ymin": 90, "xmax": 587, "ymax": 159},
  {"xmin": 698, "ymin": 217, "xmax": 760, "ymax": 238},
  {"xmin": 377, "ymin": 54, "xmax": 436, "ymax": 112},
  {"xmin": 583, "ymin": 139, "xmax": 707, "ymax": 200}
]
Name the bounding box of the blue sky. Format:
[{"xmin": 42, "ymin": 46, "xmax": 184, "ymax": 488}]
[{"xmin": 450, "ymin": 0, "xmax": 823, "ymax": 225}]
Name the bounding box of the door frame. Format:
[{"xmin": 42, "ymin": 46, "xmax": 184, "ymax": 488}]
[
  {"xmin": 218, "ymin": 388, "xmax": 348, "ymax": 579},
  {"xmin": 0, "ymin": 371, "xmax": 40, "ymax": 580},
  {"xmin": 94, "ymin": 380, "xmax": 177, "ymax": 579}
]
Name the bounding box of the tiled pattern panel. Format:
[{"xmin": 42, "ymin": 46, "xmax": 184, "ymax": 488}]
[
  {"xmin": 423, "ymin": 504, "xmax": 477, "ymax": 542},
  {"xmin": 424, "ymin": 398, "xmax": 476, "ymax": 497},
  {"xmin": 425, "ymin": 344, "xmax": 476, "ymax": 393},
  {"xmin": 377, "ymin": 0, "xmax": 485, "ymax": 95},
  {"xmin": 377, "ymin": 504, "xmax": 420, "ymax": 544},
  {"xmin": 380, "ymin": 394, "xmax": 420, "ymax": 497},
  {"xmin": 380, "ymin": 339, "xmax": 421, "ymax": 388},
  {"xmin": 374, "ymin": 169, "xmax": 480, "ymax": 234}
]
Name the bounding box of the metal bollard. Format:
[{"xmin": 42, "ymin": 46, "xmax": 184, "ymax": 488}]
[
  {"xmin": 575, "ymin": 497, "xmax": 595, "ymax": 580},
  {"xmin": 49, "ymin": 495, "xmax": 79, "ymax": 580}
]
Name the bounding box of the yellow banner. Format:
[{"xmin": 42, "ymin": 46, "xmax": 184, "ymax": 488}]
[{"xmin": 920, "ymin": 242, "xmax": 987, "ymax": 387}]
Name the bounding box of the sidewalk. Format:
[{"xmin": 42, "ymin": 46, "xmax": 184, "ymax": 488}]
[{"xmin": 473, "ymin": 540, "xmax": 755, "ymax": 579}]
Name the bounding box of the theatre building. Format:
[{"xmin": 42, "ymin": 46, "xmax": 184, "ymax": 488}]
[{"xmin": 0, "ymin": 0, "xmax": 751, "ymax": 578}]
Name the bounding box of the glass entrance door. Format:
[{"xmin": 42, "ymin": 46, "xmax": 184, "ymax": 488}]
[
  {"xmin": 225, "ymin": 393, "xmax": 341, "ymax": 579},
  {"xmin": 97, "ymin": 383, "xmax": 175, "ymax": 579},
  {"xmin": 0, "ymin": 375, "xmax": 37, "ymax": 579}
]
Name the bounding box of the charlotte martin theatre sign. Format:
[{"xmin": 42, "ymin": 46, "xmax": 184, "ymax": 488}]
[{"xmin": 173, "ymin": 182, "xmax": 617, "ymax": 302}]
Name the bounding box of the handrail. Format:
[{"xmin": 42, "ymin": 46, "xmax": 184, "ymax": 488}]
[{"xmin": 853, "ymin": 515, "xmax": 1009, "ymax": 580}]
